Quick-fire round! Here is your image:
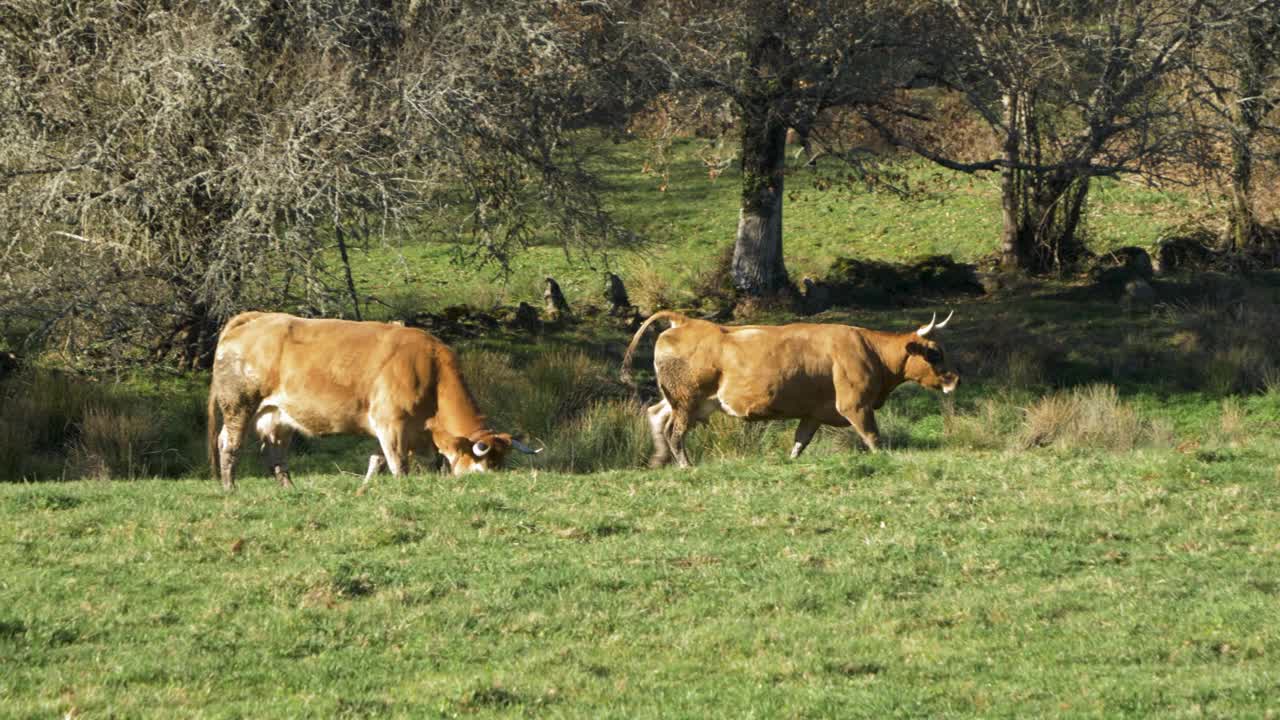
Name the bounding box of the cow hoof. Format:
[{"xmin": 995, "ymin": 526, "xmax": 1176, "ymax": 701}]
[{"xmin": 355, "ymin": 485, "xmax": 369, "ymax": 497}]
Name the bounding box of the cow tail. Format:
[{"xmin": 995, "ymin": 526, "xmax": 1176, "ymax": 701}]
[
  {"xmin": 207, "ymin": 379, "xmax": 221, "ymax": 480},
  {"xmin": 620, "ymin": 311, "xmax": 687, "ymax": 384}
]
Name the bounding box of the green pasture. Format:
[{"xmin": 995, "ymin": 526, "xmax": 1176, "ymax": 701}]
[{"xmin": 3, "ymin": 438, "xmax": 1279, "ymax": 718}]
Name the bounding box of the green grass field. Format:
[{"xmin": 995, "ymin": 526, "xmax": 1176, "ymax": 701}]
[
  {"xmin": 4, "ymin": 441, "xmax": 1279, "ymax": 718},
  {"xmin": 3, "ymin": 136, "xmax": 1278, "ymax": 717}
]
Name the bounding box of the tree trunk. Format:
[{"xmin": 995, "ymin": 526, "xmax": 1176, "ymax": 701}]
[
  {"xmin": 999, "ymin": 88, "xmax": 1091, "ymax": 274},
  {"xmin": 1227, "ymin": 24, "xmax": 1269, "ymax": 253},
  {"xmin": 732, "ymin": 4, "xmax": 790, "ymax": 297},
  {"xmin": 998, "ymin": 90, "xmax": 1028, "ymax": 271},
  {"xmin": 733, "ymin": 111, "xmax": 789, "ymax": 295},
  {"xmin": 1228, "ymin": 136, "xmax": 1255, "ymax": 252},
  {"xmin": 1014, "ymin": 170, "xmax": 1090, "ymax": 273}
]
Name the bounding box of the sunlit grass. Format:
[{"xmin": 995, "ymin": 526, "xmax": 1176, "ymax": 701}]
[{"xmin": 3, "ymin": 440, "xmax": 1277, "ymax": 717}]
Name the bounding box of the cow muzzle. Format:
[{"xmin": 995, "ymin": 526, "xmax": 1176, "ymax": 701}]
[{"xmin": 941, "ymin": 374, "xmax": 959, "ymax": 394}]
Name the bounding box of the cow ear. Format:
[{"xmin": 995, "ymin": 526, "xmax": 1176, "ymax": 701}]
[{"xmin": 905, "ymin": 341, "xmax": 925, "ymax": 357}]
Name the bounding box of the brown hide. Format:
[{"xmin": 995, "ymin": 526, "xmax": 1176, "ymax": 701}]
[
  {"xmin": 208, "ymin": 312, "xmax": 513, "ymax": 489},
  {"xmin": 621, "ymin": 311, "xmax": 957, "ymax": 466}
]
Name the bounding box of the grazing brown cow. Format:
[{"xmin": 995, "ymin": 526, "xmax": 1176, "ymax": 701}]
[
  {"xmin": 208, "ymin": 312, "xmax": 538, "ymax": 491},
  {"xmin": 621, "ymin": 311, "xmax": 958, "ymax": 467}
]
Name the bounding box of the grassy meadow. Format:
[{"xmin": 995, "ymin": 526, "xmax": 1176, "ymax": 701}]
[
  {"xmin": 3, "ymin": 443, "xmax": 1279, "ymax": 718},
  {"xmin": 3, "ymin": 136, "xmax": 1280, "ymax": 717}
]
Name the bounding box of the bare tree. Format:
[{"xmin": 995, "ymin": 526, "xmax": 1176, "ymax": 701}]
[
  {"xmin": 623, "ymin": 0, "xmax": 924, "ymax": 296},
  {"xmin": 1186, "ymin": 0, "xmax": 1280, "ymax": 252},
  {"xmin": 863, "ymin": 0, "xmax": 1238, "ymax": 273},
  {"xmin": 0, "ymin": 1, "xmax": 628, "ymax": 369}
]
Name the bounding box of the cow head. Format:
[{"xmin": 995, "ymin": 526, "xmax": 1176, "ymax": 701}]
[
  {"xmin": 442, "ymin": 432, "xmax": 541, "ymax": 474},
  {"xmin": 905, "ymin": 311, "xmax": 959, "ymax": 394}
]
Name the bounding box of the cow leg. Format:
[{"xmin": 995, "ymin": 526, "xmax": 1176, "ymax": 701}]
[
  {"xmin": 264, "ymin": 440, "xmax": 294, "ymax": 488},
  {"xmin": 790, "ymin": 417, "xmax": 822, "ymax": 459},
  {"xmin": 357, "ymin": 454, "xmax": 386, "ymax": 496},
  {"xmin": 666, "ymin": 405, "xmax": 696, "ymax": 468},
  {"xmin": 261, "ymin": 426, "xmax": 294, "ymax": 489},
  {"xmin": 646, "ymin": 399, "xmax": 674, "ymax": 467},
  {"xmin": 217, "ymin": 409, "xmax": 252, "ymax": 491},
  {"xmin": 366, "ymin": 454, "xmax": 386, "ymax": 480},
  {"xmin": 359, "ymin": 426, "xmax": 408, "ymax": 495},
  {"xmin": 838, "ymin": 405, "xmax": 880, "ymax": 452}
]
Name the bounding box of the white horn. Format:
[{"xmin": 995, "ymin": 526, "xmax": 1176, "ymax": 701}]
[
  {"xmin": 917, "ymin": 312, "xmax": 938, "ymax": 337},
  {"xmin": 511, "ymin": 439, "xmax": 543, "ymax": 455},
  {"xmin": 472, "ymin": 441, "xmax": 491, "ymax": 457},
  {"xmin": 935, "ymin": 310, "xmax": 954, "ymax": 329}
]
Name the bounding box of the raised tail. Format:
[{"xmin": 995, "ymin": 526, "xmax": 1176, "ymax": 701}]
[{"xmin": 620, "ymin": 311, "xmax": 689, "ymax": 384}]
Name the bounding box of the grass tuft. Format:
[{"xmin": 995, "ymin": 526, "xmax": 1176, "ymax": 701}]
[{"xmin": 1018, "ymin": 384, "xmax": 1148, "ymax": 451}]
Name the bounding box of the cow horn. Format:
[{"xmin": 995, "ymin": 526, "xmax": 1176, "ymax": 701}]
[
  {"xmin": 472, "ymin": 440, "xmax": 491, "ymax": 457},
  {"xmin": 512, "ymin": 438, "xmax": 543, "ymax": 455},
  {"xmin": 935, "ymin": 310, "xmax": 954, "ymax": 329},
  {"xmin": 917, "ymin": 312, "xmax": 938, "ymax": 337}
]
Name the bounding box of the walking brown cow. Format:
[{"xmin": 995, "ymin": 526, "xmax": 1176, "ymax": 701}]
[{"xmin": 621, "ymin": 311, "xmax": 958, "ymax": 466}]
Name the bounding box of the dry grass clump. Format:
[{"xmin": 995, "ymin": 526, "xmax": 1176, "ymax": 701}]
[
  {"xmin": 1018, "ymin": 385, "xmax": 1149, "ymax": 451},
  {"xmin": 65, "ymin": 405, "xmax": 162, "ymax": 480},
  {"xmin": 697, "ymin": 414, "xmax": 784, "ymax": 462},
  {"xmin": 1108, "ymin": 331, "xmax": 1168, "ymax": 382},
  {"xmin": 540, "ymin": 399, "xmax": 651, "ymax": 472},
  {"xmin": 1214, "ymin": 398, "xmax": 1249, "ymax": 448},
  {"xmin": 1203, "ymin": 345, "xmax": 1276, "ymax": 396}
]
